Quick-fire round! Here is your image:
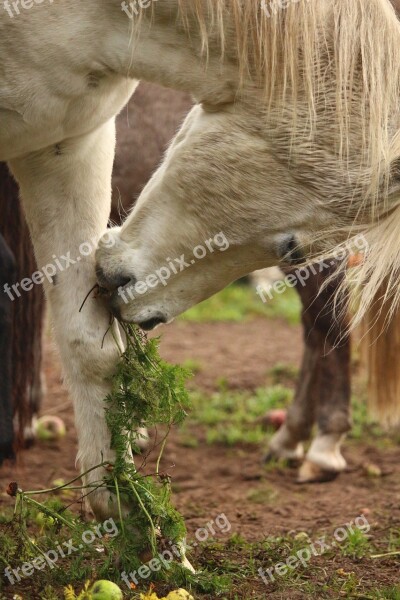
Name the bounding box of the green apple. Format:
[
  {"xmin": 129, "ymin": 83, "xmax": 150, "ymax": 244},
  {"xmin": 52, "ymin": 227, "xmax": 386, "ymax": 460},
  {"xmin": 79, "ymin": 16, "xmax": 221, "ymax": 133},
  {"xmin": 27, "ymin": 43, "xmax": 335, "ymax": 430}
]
[
  {"xmin": 35, "ymin": 415, "xmax": 66, "ymax": 441},
  {"xmin": 89, "ymin": 580, "xmax": 123, "ymax": 600}
]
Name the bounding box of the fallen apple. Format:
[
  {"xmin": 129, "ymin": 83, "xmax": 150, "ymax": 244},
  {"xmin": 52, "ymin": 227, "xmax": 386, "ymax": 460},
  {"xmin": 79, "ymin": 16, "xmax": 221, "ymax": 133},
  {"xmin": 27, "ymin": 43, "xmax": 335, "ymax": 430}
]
[
  {"xmin": 89, "ymin": 580, "xmax": 123, "ymax": 600},
  {"xmin": 34, "ymin": 415, "xmax": 66, "ymax": 441},
  {"xmin": 263, "ymin": 409, "xmax": 287, "ymax": 430},
  {"xmin": 166, "ymin": 591, "xmax": 195, "ymax": 600},
  {"xmin": 363, "ymin": 462, "xmax": 382, "ymax": 478}
]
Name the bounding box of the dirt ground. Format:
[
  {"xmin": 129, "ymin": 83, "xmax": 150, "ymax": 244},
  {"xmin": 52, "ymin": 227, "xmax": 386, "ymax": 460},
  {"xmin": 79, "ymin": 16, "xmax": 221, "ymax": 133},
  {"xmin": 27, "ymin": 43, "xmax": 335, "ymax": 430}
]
[{"xmin": 0, "ymin": 317, "xmax": 399, "ymax": 599}]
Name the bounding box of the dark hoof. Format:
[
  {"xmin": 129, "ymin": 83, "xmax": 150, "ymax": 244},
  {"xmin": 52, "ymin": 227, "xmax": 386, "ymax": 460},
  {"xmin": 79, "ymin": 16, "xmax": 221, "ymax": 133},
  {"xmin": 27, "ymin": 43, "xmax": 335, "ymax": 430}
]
[{"xmin": 297, "ymin": 460, "xmax": 341, "ymax": 484}]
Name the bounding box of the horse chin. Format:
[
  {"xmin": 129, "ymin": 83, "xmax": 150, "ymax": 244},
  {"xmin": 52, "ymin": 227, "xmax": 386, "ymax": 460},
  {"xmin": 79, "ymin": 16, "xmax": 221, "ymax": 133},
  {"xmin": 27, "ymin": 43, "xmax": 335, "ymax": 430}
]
[{"xmin": 109, "ymin": 293, "xmax": 171, "ymax": 330}]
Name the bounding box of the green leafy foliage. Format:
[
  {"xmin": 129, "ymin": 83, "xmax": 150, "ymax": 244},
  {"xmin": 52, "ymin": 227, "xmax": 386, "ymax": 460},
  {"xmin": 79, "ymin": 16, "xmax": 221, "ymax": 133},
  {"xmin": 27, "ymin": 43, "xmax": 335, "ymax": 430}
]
[{"xmin": 103, "ymin": 324, "xmax": 191, "ymax": 569}]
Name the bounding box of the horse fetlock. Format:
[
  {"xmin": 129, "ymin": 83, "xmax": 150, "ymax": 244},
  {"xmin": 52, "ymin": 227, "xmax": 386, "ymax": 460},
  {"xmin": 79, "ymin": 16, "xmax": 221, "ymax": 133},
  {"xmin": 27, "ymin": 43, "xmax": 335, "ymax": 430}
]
[
  {"xmin": 84, "ymin": 484, "xmax": 120, "ymax": 521},
  {"xmin": 78, "ymin": 461, "xmax": 125, "ymax": 521},
  {"xmin": 266, "ymin": 423, "xmax": 305, "ymax": 462}
]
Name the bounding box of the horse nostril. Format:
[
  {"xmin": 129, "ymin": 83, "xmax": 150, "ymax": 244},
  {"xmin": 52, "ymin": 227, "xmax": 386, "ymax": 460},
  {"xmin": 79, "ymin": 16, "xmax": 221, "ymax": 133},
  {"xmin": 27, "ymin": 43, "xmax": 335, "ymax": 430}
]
[
  {"xmin": 96, "ymin": 266, "xmax": 132, "ymax": 291},
  {"xmin": 139, "ymin": 315, "xmax": 167, "ymax": 331},
  {"xmin": 116, "ymin": 275, "xmax": 131, "ymax": 288},
  {"xmin": 95, "ymin": 265, "xmax": 107, "ymax": 287}
]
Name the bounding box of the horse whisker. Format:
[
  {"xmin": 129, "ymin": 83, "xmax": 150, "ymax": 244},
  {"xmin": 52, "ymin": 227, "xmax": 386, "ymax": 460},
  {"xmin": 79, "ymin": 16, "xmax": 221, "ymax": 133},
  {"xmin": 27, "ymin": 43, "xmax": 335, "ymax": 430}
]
[{"xmin": 79, "ymin": 284, "xmax": 100, "ymax": 313}]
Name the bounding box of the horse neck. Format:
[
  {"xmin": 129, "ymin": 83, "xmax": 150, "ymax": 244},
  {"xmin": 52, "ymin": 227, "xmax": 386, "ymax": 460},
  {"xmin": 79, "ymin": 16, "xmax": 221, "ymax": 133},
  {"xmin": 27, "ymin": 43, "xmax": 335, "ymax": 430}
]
[{"xmin": 102, "ymin": 1, "xmax": 240, "ymax": 106}]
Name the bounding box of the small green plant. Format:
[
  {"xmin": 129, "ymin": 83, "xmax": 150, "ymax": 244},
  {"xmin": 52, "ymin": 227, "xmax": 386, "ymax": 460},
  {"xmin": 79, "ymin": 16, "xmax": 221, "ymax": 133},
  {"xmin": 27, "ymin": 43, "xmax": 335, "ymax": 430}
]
[
  {"xmin": 340, "ymin": 528, "xmax": 372, "ymax": 559},
  {"xmin": 103, "ymin": 324, "xmax": 190, "ymax": 568}
]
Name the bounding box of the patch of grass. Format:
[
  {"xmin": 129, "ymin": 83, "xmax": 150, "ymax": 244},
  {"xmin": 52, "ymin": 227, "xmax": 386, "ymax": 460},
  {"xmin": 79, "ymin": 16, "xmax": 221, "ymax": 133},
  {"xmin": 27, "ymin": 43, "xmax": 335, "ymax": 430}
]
[
  {"xmin": 328, "ymin": 570, "xmax": 362, "ymax": 597},
  {"xmin": 388, "ymin": 527, "xmax": 400, "ymax": 553},
  {"xmin": 206, "ymin": 425, "xmax": 264, "ymax": 446},
  {"xmin": 0, "ymin": 499, "xmax": 121, "ymax": 594},
  {"xmin": 371, "ymin": 586, "xmax": 400, "ymax": 599},
  {"xmin": 191, "ymin": 534, "xmax": 391, "ymax": 598},
  {"xmin": 269, "ymin": 362, "xmax": 299, "ymax": 385},
  {"xmin": 181, "ymin": 358, "xmax": 203, "ymax": 375},
  {"xmin": 189, "ymin": 385, "xmax": 293, "ymax": 426},
  {"xmin": 349, "ymin": 395, "xmax": 400, "ymax": 448},
  {"xmin": 181, "ymin": 385, "xmax": 293, "ymax": 446},
  {"xmin": 350, "ymin": 396, "xmax": 383, "ymax": 440},
  {"xmin": 371, "ymin": 525, "xmax": 400, "ymax": 559},
  {"xmin": 247, "ymin": 486, "xmax": 279, "ymax": 505},
  {"xmin": 1, "ymin": 517, "xmax": 399, "ymax": 599},
  {"xmin": 180, "ymin": 283, "xmax": 301, "ymax": 325},
  {"xmin": 340, "ymin": 528, "xmax": 372, "ymax": 559}
]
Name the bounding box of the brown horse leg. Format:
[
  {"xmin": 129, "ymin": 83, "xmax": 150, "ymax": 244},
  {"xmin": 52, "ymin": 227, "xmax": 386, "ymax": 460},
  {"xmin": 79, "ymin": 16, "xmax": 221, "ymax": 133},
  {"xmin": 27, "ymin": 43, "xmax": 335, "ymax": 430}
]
[
  {"xmin": 0, "ymin": 163, "xmax": 45, "ymax": 449},
  {"xmin": 296, "ymin": 264, "xmax": 351, "ymax": 481},
  {"xmin": 267, "ymin": 262, "xmax": 351, "ymax": 481},
  {"xmin": 23, "ymin": 326, "xmax": 45, "ymax": 448},
  {"xmin": 0, "ymin": 234, "xmax": 16, "ymax": 462},
  {"xmin": 297, "ymin": 335, "xmax": 351, "ymax": 482}
]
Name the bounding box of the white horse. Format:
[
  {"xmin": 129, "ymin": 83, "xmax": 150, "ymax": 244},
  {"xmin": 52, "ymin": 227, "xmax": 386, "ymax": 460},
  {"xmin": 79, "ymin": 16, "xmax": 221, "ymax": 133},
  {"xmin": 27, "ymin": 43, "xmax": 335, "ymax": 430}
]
[{"xmin": 2, "ymin": 0, "xmax": 400, "ymax": 519}]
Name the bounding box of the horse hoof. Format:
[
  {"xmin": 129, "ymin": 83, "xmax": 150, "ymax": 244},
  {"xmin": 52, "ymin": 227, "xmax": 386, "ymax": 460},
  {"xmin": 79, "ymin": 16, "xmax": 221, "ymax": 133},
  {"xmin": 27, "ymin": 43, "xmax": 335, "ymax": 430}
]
[
  {"xmin": 297, "ymin": 460, "xmax": 340, "ymax": 484},
  {"xmin": 306, "ymin": 433, "xmax": 347, "ymax": 473},
  {"xmin": 263, "ymin": 444, "xmax": 304, "ymax": 464},
  {"xmin": 267, "ymin": 424, "xmax": 305, "ymax": 463}
]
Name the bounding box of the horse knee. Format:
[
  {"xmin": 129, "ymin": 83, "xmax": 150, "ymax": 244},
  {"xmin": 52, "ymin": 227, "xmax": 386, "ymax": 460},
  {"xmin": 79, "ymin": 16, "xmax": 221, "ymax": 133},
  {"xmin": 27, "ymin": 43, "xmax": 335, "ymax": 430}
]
[{"xmin": 318, "ymin": 410, "xmax": 352, "ymax": 436}]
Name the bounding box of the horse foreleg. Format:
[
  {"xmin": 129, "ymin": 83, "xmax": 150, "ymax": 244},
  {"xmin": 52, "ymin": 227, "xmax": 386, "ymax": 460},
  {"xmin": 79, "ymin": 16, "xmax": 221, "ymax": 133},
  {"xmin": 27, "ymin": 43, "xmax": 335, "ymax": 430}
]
[
  {"xmin": 298, "ymin": 334, "xmax": 351, "ymax": 482},
  {"xmin": 266, "ymin": 339, "xmax": 319, "ymax": 464},
  {"xmin": 296, "ymin": 264, "xmax": 351, "ymax": 483},
  {"xmin": 267, "ymin": 263, "xmax": 351, "ymax": 483},
  {"xmin": 9, "ymin": 120, "xmax": 126, "ymax": 518},
  {"xmin": 0, "ymin": 234, "xmax": 16, "ymax": 462},
  {"xmin": 266, "ymin": 266, "xmax": 323, "ymax": 464}
]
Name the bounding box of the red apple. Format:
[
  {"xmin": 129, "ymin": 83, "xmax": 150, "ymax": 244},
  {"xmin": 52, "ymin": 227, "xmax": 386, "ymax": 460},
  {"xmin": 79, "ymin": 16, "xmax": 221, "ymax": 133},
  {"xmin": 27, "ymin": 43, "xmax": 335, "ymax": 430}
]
[{"xmin": 263, "ymin": 409, "xmax": 287, "ymax": 430}]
